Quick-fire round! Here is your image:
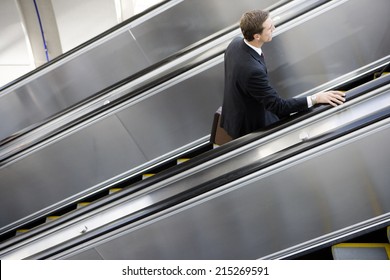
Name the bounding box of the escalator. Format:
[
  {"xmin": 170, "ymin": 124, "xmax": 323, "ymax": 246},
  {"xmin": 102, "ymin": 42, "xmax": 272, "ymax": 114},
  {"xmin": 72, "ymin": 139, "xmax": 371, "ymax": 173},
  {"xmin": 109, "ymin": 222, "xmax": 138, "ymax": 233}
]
[
  {"xmin": 0, "ymin": 0, "xmax": 389, "ymax": 259},
  {"xmin": 0, "ymin": 69, "xmax": 389, "ymax": 260}
]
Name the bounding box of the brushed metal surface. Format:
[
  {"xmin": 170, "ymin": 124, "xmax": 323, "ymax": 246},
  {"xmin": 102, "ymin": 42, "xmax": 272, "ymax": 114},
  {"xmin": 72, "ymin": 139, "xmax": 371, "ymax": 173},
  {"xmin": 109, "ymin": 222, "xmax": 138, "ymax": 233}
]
[
  {"xmin": 264, "ymin": 0, "xmax": 390, "ymax": 98},
  {"xmin": 0, "ymin": 115, "xmax": 148, "ymax": 228},
  {"xmin": 115, "ymin": 62, "xmax": 224, "ymax": 160},
  {"xmin": 0, "ymin": 31, "xmax": 149, "ymax": 140},
  {"xmin": 132, "ymin": 0, "xmax": 278, "ymax": 63}
]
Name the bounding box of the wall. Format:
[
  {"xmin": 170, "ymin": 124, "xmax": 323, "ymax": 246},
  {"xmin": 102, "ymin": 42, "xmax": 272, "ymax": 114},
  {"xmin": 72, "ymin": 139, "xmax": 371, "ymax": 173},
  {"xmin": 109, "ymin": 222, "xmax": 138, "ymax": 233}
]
[
  {"xmin": 0, "ymin": 0, "xmax": 162, "ymax": 88},
  {"xmin": 0, "ymin": 0, "xmax": 35, "ymax": 87}
]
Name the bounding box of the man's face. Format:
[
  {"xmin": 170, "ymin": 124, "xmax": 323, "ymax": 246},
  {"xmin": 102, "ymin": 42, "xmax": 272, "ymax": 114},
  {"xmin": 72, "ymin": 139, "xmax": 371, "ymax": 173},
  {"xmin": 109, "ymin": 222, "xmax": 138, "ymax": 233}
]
[{"xmin": 259, "ymin": 17, "xmax": 275, "ymax": 43}]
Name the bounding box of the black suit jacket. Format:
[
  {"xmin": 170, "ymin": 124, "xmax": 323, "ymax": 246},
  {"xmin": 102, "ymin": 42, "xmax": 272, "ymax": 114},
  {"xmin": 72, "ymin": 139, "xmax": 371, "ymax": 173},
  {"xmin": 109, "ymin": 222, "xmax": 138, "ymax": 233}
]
[{"xmin": 220, "ymin": 37, "xmax": 308, "ymax": 139}]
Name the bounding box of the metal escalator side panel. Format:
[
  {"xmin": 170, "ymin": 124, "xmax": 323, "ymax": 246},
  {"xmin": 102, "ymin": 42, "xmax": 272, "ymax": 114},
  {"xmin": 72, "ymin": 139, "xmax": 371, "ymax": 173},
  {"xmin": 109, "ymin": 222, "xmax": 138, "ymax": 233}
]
[
  {"xmin": 2, "ymin": 84, "xmax": 389, "ymax": 260},
  {"xmin": 60, "ymin": 116, "xmax": 390, "ymax": 260}
]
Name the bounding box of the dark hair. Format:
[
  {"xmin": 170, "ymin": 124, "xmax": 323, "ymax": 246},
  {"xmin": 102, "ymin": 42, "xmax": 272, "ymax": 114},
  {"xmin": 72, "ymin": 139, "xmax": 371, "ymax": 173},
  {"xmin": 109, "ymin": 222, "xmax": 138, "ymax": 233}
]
[{"xmin": 240, "ymin": 10, "xmax": 269, "ymax": 41}]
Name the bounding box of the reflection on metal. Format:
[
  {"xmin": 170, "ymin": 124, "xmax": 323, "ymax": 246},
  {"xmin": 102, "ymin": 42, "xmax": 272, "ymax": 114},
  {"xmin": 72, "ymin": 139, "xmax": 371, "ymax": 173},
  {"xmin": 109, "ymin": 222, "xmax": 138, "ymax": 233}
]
[
  {"xmin": 0, "ymin": 0, "xmax": 389, "ymax": 258},
  {"xmin": 0, "ymin": 79, "xmax": 389, "ymax": 259},
  {"xmin": 264, "ymin": 0, "xmax": 390, "ymax": 98}
]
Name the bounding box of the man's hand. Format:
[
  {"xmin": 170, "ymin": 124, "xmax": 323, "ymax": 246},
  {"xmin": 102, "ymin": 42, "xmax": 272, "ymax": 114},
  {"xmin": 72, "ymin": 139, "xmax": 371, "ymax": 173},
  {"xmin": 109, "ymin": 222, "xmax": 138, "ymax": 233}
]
[{"xmin": 313, "ymin": 91, "xmax": 346, "ymax": 107}]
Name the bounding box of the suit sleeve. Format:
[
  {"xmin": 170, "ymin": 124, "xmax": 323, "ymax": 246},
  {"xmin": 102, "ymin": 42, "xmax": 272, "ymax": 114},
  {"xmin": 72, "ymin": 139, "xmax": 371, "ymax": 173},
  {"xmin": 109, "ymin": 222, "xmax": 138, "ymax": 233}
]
[{"xmin": 245, "ymin": 66, "xmax": 308, "ymax": 118}]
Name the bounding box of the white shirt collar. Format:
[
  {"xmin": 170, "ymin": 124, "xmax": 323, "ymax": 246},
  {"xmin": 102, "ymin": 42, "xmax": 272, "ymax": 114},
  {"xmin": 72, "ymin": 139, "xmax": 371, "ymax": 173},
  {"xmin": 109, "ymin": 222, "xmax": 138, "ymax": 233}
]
[{"xmin": 244, "ymin": 39, "xmax": 263, "ymax": 57}]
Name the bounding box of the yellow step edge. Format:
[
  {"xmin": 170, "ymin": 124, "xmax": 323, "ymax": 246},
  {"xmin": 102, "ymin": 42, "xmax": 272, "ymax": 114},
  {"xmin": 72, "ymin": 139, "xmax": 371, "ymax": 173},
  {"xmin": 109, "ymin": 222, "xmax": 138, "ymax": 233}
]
[
  {"xmin": 45, "ymin": 216, "xmax": 60, "ymax": 222},
  {"xmin": 177, "ymin": 158, "xmax": 190, "ymax": 164},
  {"xmin": 387, "ymin": 226, "xmax": 390, "ymax": 243},
  {"xmin": 332, "ymin": 243, "xmax": 390, "ymax": 259},
  {"xmin": 333, "ymin": 243, "xmax": 390, "ymax": 248},
  {"xmin": 374, "ymin": 72, "xmax": 390, "ymax": 79},
  {"xmin": 213, "ymin": 144, "xmax": 220, "ymax": 149},
  {"xmin": 109, "ymin": 188, "xmax": 123, "ymax": 194},
  {"xmin": 142, "ymin": 173, "xmax": 155, "ymax": 180},
  {"xmin": 15, "ymin": 229, "xmax": 29, "ymax": 235},
  {"xmin": 77, "ymin": 202, "xmax": 91, "ymax": 209}
]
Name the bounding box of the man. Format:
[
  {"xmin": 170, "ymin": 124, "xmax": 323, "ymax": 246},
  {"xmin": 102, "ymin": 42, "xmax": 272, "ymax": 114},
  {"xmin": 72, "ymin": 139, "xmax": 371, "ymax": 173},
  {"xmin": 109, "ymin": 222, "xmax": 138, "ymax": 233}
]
[{"xmin": 220, "ymin": 10, "xmax": 345, "ymax": 139}]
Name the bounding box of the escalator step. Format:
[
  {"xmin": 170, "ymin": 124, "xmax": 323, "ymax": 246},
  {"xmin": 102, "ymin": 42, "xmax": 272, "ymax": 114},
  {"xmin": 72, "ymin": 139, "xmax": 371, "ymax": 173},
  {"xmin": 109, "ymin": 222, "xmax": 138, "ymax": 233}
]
[
  {"xmin": 45, "ymin": 216, "xmax": 60, "ymax": 222},
  {"xmin": 374, "ymin": 72, "xmax": 390, "ymax": 79},
  {"xmin": 177, "ymin": 158, "xmax": 190, "ymax": 164},
  {"xmin": 332, "ymin": 243, "xmax": 390, "ymax": 260},
  {"xmin": 142, "ymin": 174, "xmax": 155, "ymax": 180},
  {"xmin": 15, "ymin": 229, "xmax": 29, "ymax": 236},
  {"xmin": 109, "ymin": 188, "xmax": 122, "ymax": 194},
  {"xmin": 77, "ymin": 202, "xmax": 91, "ymax": 209}
]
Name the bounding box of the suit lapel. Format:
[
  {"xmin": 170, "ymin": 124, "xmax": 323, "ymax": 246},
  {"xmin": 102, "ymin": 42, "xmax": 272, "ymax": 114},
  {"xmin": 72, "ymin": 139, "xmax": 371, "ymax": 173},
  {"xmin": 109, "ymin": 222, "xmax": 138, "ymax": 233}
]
[
  {"xmin": 247, "ymin": 48, "xmax": 267, "ymax": 74},
  {"xmin": 240, "ymin": 39, "xmax": 266, "ymax": 68}
]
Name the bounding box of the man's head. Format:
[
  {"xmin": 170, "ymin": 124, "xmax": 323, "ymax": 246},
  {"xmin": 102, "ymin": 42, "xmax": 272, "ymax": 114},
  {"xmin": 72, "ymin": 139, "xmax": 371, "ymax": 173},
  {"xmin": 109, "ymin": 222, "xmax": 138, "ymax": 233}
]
[{"xmin": 240, "ymin": 10, "xmax": 275, "ymax": 46}]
